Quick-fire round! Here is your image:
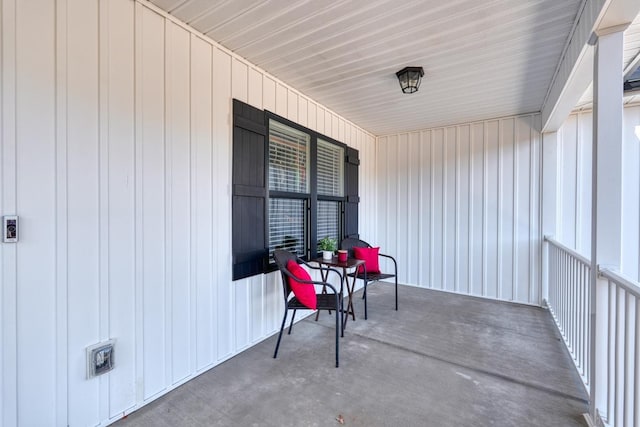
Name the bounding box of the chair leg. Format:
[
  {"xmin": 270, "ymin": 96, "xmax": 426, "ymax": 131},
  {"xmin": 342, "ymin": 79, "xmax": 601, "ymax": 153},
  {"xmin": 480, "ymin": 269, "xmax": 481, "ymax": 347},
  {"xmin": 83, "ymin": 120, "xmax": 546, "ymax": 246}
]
[
  {"xmin": 364, "ymin": 280, "xmax": 368, "ymax": 320},
  {"xmin": 273, "ymin": 309, "xmax": 288, "ymax": 359},
  {"xmin": 340, "ymin": 292, "xmax": 345, "ymax": 337},
  {"xmin": 395, "ymin": 276, "xmax": 398, "ymax": 311},
  {"xmin": 335, "ymin": 294, "xmax": 340, "ymax": 367},
  {"xmin": 287, "ymin": 309, "xmax": 297, "ymax": 335}
]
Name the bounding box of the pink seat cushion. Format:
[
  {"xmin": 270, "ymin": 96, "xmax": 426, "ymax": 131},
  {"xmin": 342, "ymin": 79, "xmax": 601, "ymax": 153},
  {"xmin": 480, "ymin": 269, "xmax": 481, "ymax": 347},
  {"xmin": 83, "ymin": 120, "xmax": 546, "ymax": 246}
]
[
  {"xmin": 353, "ymin": 246, "xmax": 381, "ymax": 275},
  {"xmin": 286, "ymin": 259, "xmax": 317, "ymax": 310}
]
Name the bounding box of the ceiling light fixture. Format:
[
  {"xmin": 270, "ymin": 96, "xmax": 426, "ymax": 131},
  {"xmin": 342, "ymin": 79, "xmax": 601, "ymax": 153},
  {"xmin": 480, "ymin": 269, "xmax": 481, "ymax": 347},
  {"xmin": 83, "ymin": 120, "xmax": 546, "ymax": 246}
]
[{"xmin": 396, "ymin": 66, "xmax": 424, "ymax": 94}]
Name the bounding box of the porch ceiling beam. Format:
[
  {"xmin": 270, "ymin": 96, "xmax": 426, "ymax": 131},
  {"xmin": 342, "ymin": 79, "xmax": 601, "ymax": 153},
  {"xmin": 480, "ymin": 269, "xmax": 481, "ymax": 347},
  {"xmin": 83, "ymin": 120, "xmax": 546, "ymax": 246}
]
[{"xmin": 541, "ymin": 0, "xmax": 640, "ymax": 132}]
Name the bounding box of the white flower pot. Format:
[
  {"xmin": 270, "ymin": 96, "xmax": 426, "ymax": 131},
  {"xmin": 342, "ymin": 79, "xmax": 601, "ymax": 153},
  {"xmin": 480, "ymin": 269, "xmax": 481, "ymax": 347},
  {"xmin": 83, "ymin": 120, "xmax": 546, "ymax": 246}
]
[{"xmin": 322, "ymin": 250, "xmax": 333, "ymax": 260}]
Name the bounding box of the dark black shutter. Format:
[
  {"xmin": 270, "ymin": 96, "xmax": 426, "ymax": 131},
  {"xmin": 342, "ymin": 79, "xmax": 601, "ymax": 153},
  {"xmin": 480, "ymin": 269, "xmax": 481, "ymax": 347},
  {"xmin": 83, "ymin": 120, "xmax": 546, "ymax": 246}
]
[
  {"xmin": 232, "ymin": 99, "xmax": 268, "ymax": 280},
  {"xmin": 344, "ymin": 147, "xmax": 359, "ymax": 239}
]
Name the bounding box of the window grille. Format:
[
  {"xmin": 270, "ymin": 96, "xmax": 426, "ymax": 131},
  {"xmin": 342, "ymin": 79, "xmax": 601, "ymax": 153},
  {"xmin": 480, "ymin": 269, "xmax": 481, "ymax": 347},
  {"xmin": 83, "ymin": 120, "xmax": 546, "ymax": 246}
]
[
  {"xmin": 269, "ymin": 198, "xmax": 306, "ymax": 258},
  {"xmin": 317, "ymin": 200, "xmax": 340, "ymax": 251},
  {"xmin": 317, "ymin": 139, "xmax": 344, "ymax": 197},
  {"xmin": 269, "ymin": 120, "xmax": 309, "ymax": 193}
]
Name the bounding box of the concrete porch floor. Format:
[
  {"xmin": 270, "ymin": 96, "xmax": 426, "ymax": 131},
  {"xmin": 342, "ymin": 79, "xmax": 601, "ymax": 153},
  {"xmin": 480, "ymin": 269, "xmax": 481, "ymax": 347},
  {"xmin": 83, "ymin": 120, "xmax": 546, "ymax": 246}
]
[{"xmin": 114, "ymin": 284, "xmax": 588, "ymax": 427}]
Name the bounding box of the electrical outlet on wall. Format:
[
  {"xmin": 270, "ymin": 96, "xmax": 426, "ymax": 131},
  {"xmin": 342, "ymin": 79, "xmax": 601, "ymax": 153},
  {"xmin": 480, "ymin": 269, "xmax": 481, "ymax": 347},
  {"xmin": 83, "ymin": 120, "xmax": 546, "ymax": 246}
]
[
  {"xmin": 86, "ymin": 339, "xmax": 115, "ymax": 379},
  {"xmin": 3, "ymin": 216, "xmax": 18, "ymax": 243}
]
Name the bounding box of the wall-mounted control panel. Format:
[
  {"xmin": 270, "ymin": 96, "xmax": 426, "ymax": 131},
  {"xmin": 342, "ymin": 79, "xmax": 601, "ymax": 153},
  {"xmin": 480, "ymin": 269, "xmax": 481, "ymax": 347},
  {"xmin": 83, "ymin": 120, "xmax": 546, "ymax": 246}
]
[
  {"xmin": 86, "ymin": 339, "xmax": 115, "ymax": 379},
  {"xmin": 3, "ymin": 216, "xmax": 18, "ymax": 243}
]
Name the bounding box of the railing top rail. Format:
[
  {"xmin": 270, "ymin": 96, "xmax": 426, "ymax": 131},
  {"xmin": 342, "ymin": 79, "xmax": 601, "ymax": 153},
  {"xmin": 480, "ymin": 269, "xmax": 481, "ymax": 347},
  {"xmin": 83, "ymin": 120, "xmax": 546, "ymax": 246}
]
[
  {"xmin": 544, "ymin": 235, "xmax": 591, "ymax": 266},
  {"xmin": 599, "ymin": 267, "xmax": 640, "ymax": 298}
]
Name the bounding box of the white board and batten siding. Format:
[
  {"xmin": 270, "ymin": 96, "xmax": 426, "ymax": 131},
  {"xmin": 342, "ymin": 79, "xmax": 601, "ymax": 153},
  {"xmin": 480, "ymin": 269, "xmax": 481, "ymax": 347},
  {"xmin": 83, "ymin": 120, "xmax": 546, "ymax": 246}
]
[
  {"xmin": 555, "ymin": 104, "xmax": 640, "ymax": 281},
  {"xmin": 0, "ymin": 0, "xmax": 376, "ymax": 425},
  {"xmin": 377, "ymin": 115, "xmax": 542, "ymax": 305}
]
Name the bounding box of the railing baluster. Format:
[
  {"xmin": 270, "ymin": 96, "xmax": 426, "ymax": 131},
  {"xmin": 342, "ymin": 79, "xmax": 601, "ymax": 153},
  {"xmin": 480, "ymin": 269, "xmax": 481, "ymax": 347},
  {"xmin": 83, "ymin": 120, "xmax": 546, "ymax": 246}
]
[
  {"xmin": 632, "ymin": 298, "xmax": 640, "ymax": 426},
  {"xmin": 623, "ymin": 292, "xmax": 629, "ymax": 427},
  {"xmin": 544, "ymin": 237, "xmax": 591, "ymax": 390},
  {"xmin": 608, "ymin": 281, "xmax": 614, "ymax": 424}
]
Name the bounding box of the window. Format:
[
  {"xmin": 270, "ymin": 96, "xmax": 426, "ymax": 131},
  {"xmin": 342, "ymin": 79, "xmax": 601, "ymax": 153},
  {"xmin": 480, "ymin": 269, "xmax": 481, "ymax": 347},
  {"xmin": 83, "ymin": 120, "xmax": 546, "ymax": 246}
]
[
  {"xmin": 268, "ymin": 120, "xmax": 310, "ymax": 258},
  {"xmin": 267, "ymin": 118, "xmax": 346, "ymax": 262},
  {"xmin": 232, "ymin": 99, "xmax": 358, "ymax": 279},
  {"xmin": 316, "ymin": 139, "xmax": 344, "ymax": 251}
]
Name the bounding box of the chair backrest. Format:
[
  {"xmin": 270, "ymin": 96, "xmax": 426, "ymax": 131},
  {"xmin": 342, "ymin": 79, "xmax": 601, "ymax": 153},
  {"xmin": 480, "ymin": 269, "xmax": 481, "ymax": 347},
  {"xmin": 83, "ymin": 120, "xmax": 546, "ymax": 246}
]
[
  {"xmin": 273, "ymin": 249, "xmax": 299, "ymax": 298},
  {"xmin": 340, "ymin": 238, "xmax": 371, "ymax": 258}
]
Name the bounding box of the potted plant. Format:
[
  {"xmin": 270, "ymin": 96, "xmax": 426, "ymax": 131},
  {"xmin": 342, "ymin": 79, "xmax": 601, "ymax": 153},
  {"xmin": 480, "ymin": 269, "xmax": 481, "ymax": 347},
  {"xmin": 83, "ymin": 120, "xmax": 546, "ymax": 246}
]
[{"xmin": 318, "ymin": 236, "xmax": 337, "ymax": 260}]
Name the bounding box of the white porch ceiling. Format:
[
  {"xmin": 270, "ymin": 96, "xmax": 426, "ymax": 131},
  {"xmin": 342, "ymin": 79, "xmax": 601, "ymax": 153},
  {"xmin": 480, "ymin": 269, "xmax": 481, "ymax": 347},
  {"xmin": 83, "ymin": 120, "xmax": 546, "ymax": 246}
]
[{"xmin": 149, "ymin": 0, "xmax": 587, "ymax": 135}]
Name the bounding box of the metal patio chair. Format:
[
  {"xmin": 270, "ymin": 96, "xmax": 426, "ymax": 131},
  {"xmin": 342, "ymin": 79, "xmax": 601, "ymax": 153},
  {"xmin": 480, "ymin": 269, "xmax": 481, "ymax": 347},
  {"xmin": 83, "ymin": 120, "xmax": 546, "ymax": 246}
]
[
  {"xmin": 272, "ymin": 249, "xmax": 343, "ymax": 367},
  {"xmin": 340, "ymin": 238, "xmax": 398, "ymax": 320}
]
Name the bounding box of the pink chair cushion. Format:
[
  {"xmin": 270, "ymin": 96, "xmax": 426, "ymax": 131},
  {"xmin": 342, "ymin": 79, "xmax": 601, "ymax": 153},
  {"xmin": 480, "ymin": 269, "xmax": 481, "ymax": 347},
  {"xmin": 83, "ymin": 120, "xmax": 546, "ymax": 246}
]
[
  {"xmin": 353, "ymin": 246, "xmax": 381, "ymax": 275},
  {"xmin": 286, "ymin": 259, "xmax": 317, "ymax": 310}
]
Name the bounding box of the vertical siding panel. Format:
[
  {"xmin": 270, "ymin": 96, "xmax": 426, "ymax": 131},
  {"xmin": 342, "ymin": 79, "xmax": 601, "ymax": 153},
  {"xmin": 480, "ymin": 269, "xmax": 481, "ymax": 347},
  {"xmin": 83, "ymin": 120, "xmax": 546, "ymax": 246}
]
[
  {"xmin": 485, "ymin": 121, "xmax": 499, "ymax": 298},
  {"xmin": 15, "ymin": 0, "xmax": 57, "ymax": 424},
  {"xmin": 377, "ymin": 137, "xmax": 388, "ymax": 258},
  {"xmin": 211, "ymin": 47, "xmax": 233, "ymax": 361},
  {"xmin": 165, "ymin": 21, "xmax": 191, "ymax": 386},
  {"xmin": 247, "ymin": 69, "xmax": 265, "ymax": 348},
  {"xmin": 577, "ymin": 111, "xmax": 592, "ymax": 257},
  {"xmin": 395, "ymin": 134, "xmax": 408, "ymax": 279},
  {"xmin": 458, "ymin": 125, "xmax": 470, "ymax": 294},
  {"xmin": 444, "ymin": 128, "xmax": 456, "ymax": 292},
  {"xmin": 1, "ymin": 0, "xmax": 18, "ymax": 423},
  {"xmin": 316, "ymin": 106, "xmax": 325, "ymax": 134},
  {"xmin": 251, "ymin": 276, "xmax": 264, "ymax": 343},
  {"xmin": 332, "ymin": 115, "xmax": 339, "ymax": 140},
  {"xmin": 234, "ymin": 279, "xmax": 250, "ymax": 351},
  {"xmin": 386, "ymin": 136, "xmax": 399, "ymax": 269},
  {"xmin": 55, "ymin": 2, "xmax": 70, "ymax": 423},
  {"xmin": 298, "ymin": 97, "xmax": 308, "ymax": 127},
  {"xmin": 515, "ymin": 116, "xmax": 532, "ymax": 303},
  {"xmin": 531, "ymin": 121, "xmax": 541, "ymax": 304},
  {"xmin": 420, "ymin": 131, "xmax": 432, "ymax": 287},
  {"xmin": 275, "ymin": 83, "xmax": 287, "ymax": 117},
  {"xmin": 262, "ymin": 76, "xmax": 276, "ymax": 112},
  {"xmin": 191, "ymin": 35, "xmax": 214, "ymax": 371},
  {"xmin": 103, "ymin": 0, "xmax": 136, "ymax": 415},
  {"xmin": 264, "ymin": 273, "xmax": 281, "ymax": 336},
  {"xmin": 287, "ymin": 90, "xmax": 298, "ymax": 122},
  {"xmin": 67, "ymin": 0, "xmax": 100, "ymax": 424},
  {"xmin": 231, "ymin": 58, "xmax": 247, "ymax": 103},
  {"xmin": 307, "ymin": 102, "xmax": 317, "ymax": 132},
  {"xmin": 408, "ymin": 132, "xmax": 420, "ymax": 285},
  {"xmin": 247, "ymin": 67, "xmax": 262, "ymax": 109},
  {"xmin": 470, "ymin": 123, "xmax": 484, "ymax": 296},
  {"xmin": 559, "ymin": 114, "xmax": 577, "ymax": 248},
  {"xmin": 432, "ymin": 129, "xmax": 444, "ymax": 289},
  {"xmin": 622, "ymin": 107, "xmax": 640, "ymax": 279},
  {"xmin": 500, "ymin": 119, "xmax": 514, "ymax": 301},
  {"xmin": 136, "ymin": 6, "xmax": 166, "ymax": 400},
  {"xmin": 325, "ymin": 111, "xmax": 333, "ymax": 139}
]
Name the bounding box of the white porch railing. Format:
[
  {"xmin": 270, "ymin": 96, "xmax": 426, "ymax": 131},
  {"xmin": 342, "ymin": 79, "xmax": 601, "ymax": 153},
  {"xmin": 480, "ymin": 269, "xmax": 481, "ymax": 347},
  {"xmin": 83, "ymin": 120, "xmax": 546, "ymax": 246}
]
[
  {"xmin": 546, "ymin": 236, "xmax": 640, "ymax": 427},
  {"xmin": 545, "ymin": 236, "xmax": 591, "ymax": 388},
  {"xmin": 597, "ymin": 268, "xmax": 640, "ymax": 427}
]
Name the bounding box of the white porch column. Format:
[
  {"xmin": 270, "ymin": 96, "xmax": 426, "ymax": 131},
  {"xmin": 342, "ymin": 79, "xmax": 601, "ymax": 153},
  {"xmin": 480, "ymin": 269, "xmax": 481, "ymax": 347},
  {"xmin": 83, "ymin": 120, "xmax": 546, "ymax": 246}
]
[
  {"xmin": 541, "ymin": 131, "xmax": 558, "ymax": 303},
  {"xmin": 590, "ymin": 27, "xmax": 624, "ymax": 423}
]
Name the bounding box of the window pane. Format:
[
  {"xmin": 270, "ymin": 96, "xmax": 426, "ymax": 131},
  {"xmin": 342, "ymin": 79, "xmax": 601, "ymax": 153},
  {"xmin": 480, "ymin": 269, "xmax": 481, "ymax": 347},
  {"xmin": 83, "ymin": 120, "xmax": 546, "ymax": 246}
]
[
  {"xmin": 269, "ymin": 120, "xmax": 310, "ymax": 193},
  {"xmin": 269, "ymin": 198, "xmax": 306, "ymax": 259},
  {"xmin": 317, "ymin": 139, "xmax": 344, "ymax": 197},
  {"xmin": 317, "ymin": 200, "xmax": 340, "ymax": 251}
]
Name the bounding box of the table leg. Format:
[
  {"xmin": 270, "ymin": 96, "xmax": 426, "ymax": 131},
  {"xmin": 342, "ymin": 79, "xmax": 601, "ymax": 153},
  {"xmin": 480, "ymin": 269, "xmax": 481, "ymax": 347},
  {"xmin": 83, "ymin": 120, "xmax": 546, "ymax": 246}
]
[
  {"xmin": 315, "ymin": 266, "xmax": 331, "ymax": 321},
  {"xmin": 341, "ymin": 268, "xmax": 357, "ymax": 330}
]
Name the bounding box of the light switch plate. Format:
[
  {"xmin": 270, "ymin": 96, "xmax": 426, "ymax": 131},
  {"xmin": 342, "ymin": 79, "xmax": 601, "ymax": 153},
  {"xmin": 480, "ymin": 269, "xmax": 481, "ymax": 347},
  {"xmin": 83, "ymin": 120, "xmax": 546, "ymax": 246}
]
[{"xmin": 3, "ymin": 216, "xmax": 18, "ymax": 243}]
